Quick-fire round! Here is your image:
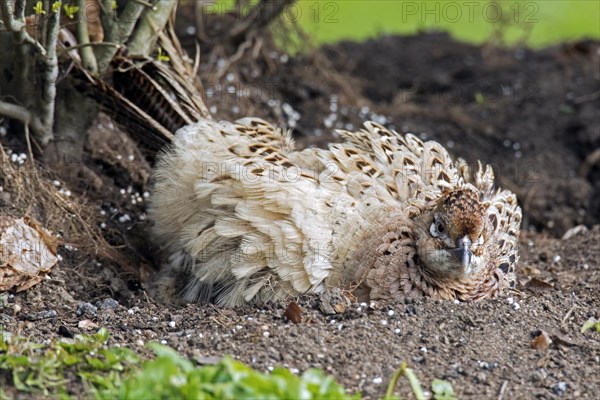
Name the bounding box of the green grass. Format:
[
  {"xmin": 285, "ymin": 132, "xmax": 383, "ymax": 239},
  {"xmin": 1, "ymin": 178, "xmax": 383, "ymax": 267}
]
[
  {"xmin": 1, "ymin": 328, "xmax": 456, "ymax": 399},
  {"xmin": 212, "ymin": 0, "xmax": 600, "ymax": 48}
]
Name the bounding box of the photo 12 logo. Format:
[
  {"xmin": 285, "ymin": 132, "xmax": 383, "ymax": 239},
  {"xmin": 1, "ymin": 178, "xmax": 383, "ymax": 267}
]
[{"xmin": 400, "ymin": 1, "xmax": 539, "ymax": 24}]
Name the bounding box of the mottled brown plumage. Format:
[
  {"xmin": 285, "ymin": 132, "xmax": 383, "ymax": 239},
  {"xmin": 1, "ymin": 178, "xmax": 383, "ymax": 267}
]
[{"xmin": 149, "ymin": 117, "xmax": 522, "ymax": 306}]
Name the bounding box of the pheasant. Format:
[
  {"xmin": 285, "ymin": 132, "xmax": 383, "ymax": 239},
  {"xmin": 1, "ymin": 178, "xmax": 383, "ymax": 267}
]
[{"xmin": 148, "ymin": 118, "xmax": 522, "ymax": 306}]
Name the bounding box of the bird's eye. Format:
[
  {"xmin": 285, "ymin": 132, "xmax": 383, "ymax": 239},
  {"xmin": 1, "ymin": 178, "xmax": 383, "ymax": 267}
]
[{"xmin": 429, "ymin": 220, "xmax": 445, "ymax": 237}]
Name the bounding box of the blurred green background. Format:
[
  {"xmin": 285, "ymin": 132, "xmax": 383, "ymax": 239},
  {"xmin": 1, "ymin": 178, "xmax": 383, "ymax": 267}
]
[{"xmin": 215, "ymin": 0, "xmax": 600, "ymax": 48}]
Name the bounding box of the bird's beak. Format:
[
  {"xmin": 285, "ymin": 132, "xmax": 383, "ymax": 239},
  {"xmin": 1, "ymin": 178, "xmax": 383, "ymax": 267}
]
[{"xmin": 451, "ymin": 236, "xmax": 472, "ymax": 271}]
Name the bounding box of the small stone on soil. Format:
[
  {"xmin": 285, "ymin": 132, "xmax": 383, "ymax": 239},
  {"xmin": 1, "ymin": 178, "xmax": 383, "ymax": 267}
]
[{"xmin": 76, "ymin": 302, "xmax": 97, "ymax": 317}]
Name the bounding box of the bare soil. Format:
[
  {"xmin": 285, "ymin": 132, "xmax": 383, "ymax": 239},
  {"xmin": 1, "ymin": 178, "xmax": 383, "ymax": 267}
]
[{"xmin": 1, "ymin": 33, "xmax": 600, "ymax": 399}]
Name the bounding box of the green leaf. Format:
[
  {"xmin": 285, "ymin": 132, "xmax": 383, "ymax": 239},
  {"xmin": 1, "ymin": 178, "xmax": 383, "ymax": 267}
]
[
  {"xmin": 33, "ymin": 1, "xmax": 46, "ymax": 15},
  {"xmin": 581, "ymin": 317, "xmax": 600, "ymax": 333},
  {"xmin": 63, "ymin": 4, "xmax": 79, "ymax": 18},
  {"xmin": 432, "ymin": 379, "xmax": 458, "ymax": 400}
]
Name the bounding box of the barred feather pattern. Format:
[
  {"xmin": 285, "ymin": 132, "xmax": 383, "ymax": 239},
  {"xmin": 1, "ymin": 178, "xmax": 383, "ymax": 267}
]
[{"xmin": 149, "ymin": 118, "xmax": 522, "ymax": 306}]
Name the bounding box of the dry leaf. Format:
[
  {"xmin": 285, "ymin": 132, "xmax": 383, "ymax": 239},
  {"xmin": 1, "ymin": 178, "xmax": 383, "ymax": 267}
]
[
  {"xmin": 78, "ymin": 319, "xmax": 98, "ymax": 330},
  {"xmin": 524, "ymin": 278, "xmax": 555, "ymax": 294},
  {"xmin": 284, "ymin": 301, "xmax": 303, "ymax": 324},
  {"xmin": 0, "ymin": 216, "xmax": 59, "ymax": 292},
  {"xmin": 531, "ymin": 330, "xmax": 552, "ymax": 351}
]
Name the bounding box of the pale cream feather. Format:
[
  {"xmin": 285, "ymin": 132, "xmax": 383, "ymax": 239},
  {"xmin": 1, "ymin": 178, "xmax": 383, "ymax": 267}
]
[{"xmin": 149, "ymin": 118, "xmax": 521, "ymax": 306}]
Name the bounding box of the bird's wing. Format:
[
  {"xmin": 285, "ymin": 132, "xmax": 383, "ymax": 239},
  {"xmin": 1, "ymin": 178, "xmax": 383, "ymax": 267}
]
[
  {"xmin": 151, "ymin": 118, "xmax": 339, "ymax": 306},
  {"xmin": 335, "ymin": 122, "xmax": 465, "ymax": 203},
  {"xmin": 485, "ymin": 189, "xmax": 522, "ymax": 286}
]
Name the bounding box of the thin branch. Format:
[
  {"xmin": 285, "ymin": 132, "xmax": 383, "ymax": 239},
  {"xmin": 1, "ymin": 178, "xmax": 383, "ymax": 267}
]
[
  {"xmin": 34, "ymin": 0, "xmax": 61, "ymax": 145},
  {"xmin": 95, "ymin": 0, "xmax": 121, "ymax": 73},
  {"xmin": 127, "ymin": 0, "xmax": 177, "ymax": 57},
  {"xmin": 1, "ymin": 0, "xmax": 25, "ymax": 30},
  {"xmin": 58, "ymin": 41, "xmax": 121, "ymax": 57},
  {"xmin": 76, "ymin": 0, "xmax": 98, "ymax": 73},
  {"xmin": 0, "ymin": 101, "xmax": 45, "ymax": 133},
  {"xmin": 117, "ymin": 0, "xmax": 144, "ymax": 44},
  {"xmin": 0, "ymin": 0, "xmax": 47, "ymax": 55}
]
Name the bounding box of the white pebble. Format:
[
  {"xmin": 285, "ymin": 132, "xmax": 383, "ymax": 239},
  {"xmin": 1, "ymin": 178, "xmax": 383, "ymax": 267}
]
[
  {"xmin": 553, "ymin": 255, "xmax": 561, "ymax": 262},
  {"xmin": 387, "ymin": 310, "xmax": 395, "ymax": 317},
  {"xmin": 372, "ymin": 377, "xmax": 383, "ymax": 384},
  {"xmin": 380, "ymin": 319, "xmax": 388, "ymax": 326},
  {"xmin": 168, "ymin": 321, "xmax": 176, "ymax": 328}
]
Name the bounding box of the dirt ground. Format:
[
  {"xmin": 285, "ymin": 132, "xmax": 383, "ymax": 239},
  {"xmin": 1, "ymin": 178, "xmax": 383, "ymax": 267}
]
[{"xmin": 1, "ymin": 32, "xmax": 600, "ymax": 399}]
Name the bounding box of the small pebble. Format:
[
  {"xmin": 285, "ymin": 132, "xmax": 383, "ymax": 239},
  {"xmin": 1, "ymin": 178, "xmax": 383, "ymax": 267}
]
[
  {"xmin": 552, "ymin": 382, "xmax": 568, "ymax": 396},
  {"xmin": 76, "ymin": 302, "xmax": 97, "ymax": 317},
  {"xmin": 96, "ymin": 298, "xmax": 119, "ymax": 310},
  {"xmin": 372, "ymin": 377, "xmax": 383, "ymax": 384}
]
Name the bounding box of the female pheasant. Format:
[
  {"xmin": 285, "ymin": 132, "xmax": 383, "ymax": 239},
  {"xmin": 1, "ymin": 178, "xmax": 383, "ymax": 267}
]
[{"xmin": 148, "ymin": 118, "xmax": 521, "ymax": 306}]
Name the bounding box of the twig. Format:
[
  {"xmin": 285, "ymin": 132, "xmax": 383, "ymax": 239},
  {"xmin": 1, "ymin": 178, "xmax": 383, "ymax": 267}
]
[
  {"xmin": 0, "ymin": 0, "xmax": 47, "ymax": 54},
  {"xmin": 127, "ymin": 0, "xmax": 177, "ymax": 57},
  {"xmin": 498, "ymin": 380, "xmax": 508, "ymax": 400},
  {"xmin": 578, "ymin": 148, "xmax": 600, "ymax": 178},
  {"xmin": 57, "ymin": 41, "xmax": 121, "ymax": 57},
  {"xmin": 76, "ymin": 0, "xmax": 98, "ymax": 73},
  {"xmin": 118, "ymin": 1, "xmax": 144, "ymax": 44},
  {"xmin": 35, "ymin": 0, "xmax": 61, "ymax": 145},
  {"xmin": 214, "ymin": 39, "xmax": 252, "ymax": 81},
  {"xmin": 561, "ymin": 304, "xmax": 577, "ymax": 331},
  {"xmin": 0, "ymin": 101, "xmax": 44, "ymax": 133},
  {"xmin": 95, "ymin": 0, "xmax": 121, "ymax": 73}
]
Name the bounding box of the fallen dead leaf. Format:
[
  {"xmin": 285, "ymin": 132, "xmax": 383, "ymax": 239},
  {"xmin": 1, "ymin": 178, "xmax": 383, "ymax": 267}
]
[
  {"xmin": 284, "ymin": 301, "xmax": 303, "ymax": 324},
  {"xmin": 78, "ymin": 319, "xmax": 99, "ymax": 330},
  {"xmin": 0, "ymin": 216, "xmax": 59, "ymax": 292},
  {"xmin": 531, "ymin": 330, "xmax": 552, "ymax": 351},
  {"xmin": 524, "ymin": 278, "xmax": 555, "ymax": 294}
]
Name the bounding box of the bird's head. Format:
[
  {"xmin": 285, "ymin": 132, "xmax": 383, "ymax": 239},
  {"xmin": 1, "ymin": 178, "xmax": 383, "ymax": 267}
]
[{"xmin": 414, "ymin": 186, "xmax": 490, "ymax": 282}]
